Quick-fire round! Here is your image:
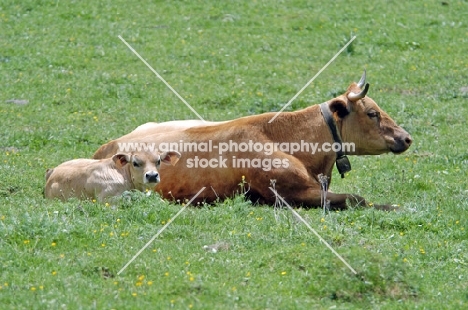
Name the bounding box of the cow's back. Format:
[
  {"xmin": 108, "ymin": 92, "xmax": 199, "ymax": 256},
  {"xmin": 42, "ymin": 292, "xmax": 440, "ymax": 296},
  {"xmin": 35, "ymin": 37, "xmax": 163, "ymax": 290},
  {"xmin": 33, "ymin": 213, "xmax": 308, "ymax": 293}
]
[{"xmin": 93, "ymin": 120, "xmax": 225, "ymax": 159}]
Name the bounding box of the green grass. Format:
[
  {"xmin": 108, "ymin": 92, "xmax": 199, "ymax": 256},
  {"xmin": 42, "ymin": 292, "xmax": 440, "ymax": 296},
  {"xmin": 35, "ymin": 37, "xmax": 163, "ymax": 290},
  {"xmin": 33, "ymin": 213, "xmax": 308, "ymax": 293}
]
[{"xmin": 1, "ymin": 0, "xmax": 468, "ymax": 308}]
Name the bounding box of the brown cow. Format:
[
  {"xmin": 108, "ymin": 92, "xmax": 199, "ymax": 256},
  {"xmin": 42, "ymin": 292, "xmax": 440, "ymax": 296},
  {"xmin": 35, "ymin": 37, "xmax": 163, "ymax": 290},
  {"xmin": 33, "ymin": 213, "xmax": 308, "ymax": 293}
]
[
  {"xmin": 45, "ymin": 151, "xmax": 181, "ymax": 201},
  {"xmin": 93, "ymin": 72, "xmax": 412, "ymax": 209}
]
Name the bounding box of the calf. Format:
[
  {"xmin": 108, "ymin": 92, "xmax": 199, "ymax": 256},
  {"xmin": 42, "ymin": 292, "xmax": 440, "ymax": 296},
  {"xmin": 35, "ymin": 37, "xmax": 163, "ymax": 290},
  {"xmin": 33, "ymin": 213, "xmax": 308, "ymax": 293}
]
[{"xmin": 45, "ymin": 151, "xmax": 180, "ymax": 201}]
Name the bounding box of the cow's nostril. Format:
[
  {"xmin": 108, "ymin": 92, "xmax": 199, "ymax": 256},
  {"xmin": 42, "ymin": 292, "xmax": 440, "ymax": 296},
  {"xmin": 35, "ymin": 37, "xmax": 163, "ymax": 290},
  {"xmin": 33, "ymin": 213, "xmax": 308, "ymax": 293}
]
[{"xmin": 405, "ymin": 137, "xmax": 413, "ymax": 146}]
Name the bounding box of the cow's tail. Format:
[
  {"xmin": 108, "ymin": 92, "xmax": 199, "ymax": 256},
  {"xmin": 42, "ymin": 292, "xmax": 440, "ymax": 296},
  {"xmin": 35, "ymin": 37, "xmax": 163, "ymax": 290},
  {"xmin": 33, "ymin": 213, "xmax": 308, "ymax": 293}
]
[
  {"xmin": 45, "ymin": 168, "xmax": 54, "ymax": 182},
  {"xmin": 44, "ymin": 168, "xmax": 54, "ymax": 198}
]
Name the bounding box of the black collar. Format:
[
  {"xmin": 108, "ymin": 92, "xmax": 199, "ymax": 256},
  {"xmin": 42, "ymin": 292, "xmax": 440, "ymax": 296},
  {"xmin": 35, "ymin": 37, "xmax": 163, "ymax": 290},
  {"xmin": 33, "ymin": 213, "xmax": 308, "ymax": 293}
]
[{"xmin": 319, "ymin": 102, "xmax": 351, "ymax": 178}]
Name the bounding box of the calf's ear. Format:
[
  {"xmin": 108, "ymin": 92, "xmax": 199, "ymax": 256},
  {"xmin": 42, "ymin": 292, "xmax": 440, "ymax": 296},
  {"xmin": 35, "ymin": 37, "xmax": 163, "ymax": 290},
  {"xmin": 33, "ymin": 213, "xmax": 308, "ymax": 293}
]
[
  {"xmin": 328, "ymin": 98, "xmax": 350, "ymax": 119},
  {"xmin": 112, "ymin": 154, "xmax": 131, "ymax": 168},
  {"xmin": 160, "ymin": 151, "xmax": 181, "ymax": 166}
]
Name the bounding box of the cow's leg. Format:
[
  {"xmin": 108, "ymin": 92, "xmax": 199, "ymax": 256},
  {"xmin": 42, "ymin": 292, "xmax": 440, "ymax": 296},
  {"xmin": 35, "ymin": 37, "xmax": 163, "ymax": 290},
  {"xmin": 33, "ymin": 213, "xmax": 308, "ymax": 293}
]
[
  {"xmin": 262, "ymin": 185, "xmax": 395, "ymax": 211},
  {"xmin": 280, "ymin": 189, "xmax": 396, "ymax": 211},
  {"xmin": 287, "ymin": 190, "xmax": 366, "ymax": 210},
  {"xmin": 249, "ymin": 160, "xmax": 396, "ymax": 210},
  {"xmin": 255, "ymin": 184, "xmax": 357, "ymax": 210}
]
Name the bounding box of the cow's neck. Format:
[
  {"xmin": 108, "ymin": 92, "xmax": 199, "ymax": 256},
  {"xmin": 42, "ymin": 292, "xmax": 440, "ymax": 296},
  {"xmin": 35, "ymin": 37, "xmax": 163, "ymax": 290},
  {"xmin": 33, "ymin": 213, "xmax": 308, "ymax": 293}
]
[
  {"xmin": 262, "ymin": 104, "xmax": 342, "ymax": 142},
  {"xmin": 319, "ymin": 102, "xmax": 351, "ymax": 178},
  {"xmin": 258, "ymin": 104, "xmax": 340, "ymax": 178}
]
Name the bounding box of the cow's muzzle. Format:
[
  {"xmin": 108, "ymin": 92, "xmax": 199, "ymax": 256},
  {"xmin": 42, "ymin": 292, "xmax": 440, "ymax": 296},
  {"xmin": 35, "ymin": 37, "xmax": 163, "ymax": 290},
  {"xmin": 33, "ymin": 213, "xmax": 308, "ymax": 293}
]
[
  {"xmin": 391, "ymin": 132, "xmax": 413, "ymax": 154},
  {"xmin": 145, "ymin": 171, "xmax": 160, "ymax": 183}
]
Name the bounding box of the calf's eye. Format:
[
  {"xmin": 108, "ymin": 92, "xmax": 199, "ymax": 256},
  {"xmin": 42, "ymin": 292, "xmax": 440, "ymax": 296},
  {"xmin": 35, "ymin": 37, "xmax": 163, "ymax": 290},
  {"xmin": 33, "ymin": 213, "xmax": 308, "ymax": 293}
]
[{"xmin": 133, "ymin": 161, "xmax": 141, "ymax": 168}]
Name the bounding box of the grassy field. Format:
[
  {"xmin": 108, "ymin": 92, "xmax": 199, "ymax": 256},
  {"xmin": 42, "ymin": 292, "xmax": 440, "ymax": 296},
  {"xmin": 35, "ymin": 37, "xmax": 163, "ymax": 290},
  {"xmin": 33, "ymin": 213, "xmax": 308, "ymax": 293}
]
[{"xmin": 1, "ymin": 0, "xmax": 467, "ymax": 308}]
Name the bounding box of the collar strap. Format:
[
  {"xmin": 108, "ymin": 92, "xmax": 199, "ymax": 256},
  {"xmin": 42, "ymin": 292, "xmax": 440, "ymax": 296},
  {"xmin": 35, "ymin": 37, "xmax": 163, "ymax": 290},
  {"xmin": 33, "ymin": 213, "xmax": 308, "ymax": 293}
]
[{"xmin": 319, "ymin": 102, "xmax": 351, "ymax": 178}]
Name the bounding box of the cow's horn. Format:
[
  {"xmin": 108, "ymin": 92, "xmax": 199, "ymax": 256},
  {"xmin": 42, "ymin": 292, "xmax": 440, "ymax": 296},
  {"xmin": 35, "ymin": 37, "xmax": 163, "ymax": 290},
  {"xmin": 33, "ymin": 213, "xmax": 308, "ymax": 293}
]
[
  {"xmin": 357, "ymin": 70, "xmax": 366, "ymax": 88},
  {"xmin": 348, "ymin": 83, "xmax": 369, "ymax": 101}
]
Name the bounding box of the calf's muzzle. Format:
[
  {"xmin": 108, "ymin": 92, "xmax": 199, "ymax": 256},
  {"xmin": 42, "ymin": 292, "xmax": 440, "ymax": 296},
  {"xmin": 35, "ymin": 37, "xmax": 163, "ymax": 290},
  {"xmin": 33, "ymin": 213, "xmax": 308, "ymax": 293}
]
[{"xmin": 145, "ymin": 171, "xmax": 160, "ymax": 183}]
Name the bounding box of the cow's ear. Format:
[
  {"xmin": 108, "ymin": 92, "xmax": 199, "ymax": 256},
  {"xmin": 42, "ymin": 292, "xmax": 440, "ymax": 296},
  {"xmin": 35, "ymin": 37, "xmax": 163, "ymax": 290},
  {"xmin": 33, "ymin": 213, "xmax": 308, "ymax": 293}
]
[
  {"xmin": 329, "ymin": 99, "xmax": 350, "ymax": 119},
  {"xmin": 112, "ymin": 154, "xmax": 131, "ymax": 168},
  {"xmin": 160, "ymin": 151, "xmax": 181, "ymax": 166}
]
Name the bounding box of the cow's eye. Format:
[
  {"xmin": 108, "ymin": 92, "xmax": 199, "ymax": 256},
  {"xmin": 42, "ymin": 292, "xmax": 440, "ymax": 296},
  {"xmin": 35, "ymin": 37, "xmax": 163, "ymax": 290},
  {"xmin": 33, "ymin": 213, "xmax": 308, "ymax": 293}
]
[
  {"xmin": 132, "ymin": 161, "xmax": 141, "ymax": 168},
  {"xmin": 156, "ymin": 159, "xmax": 161, "ymax": 166},
  {"xmin": 367, "ymin": 111, "xmax": 380, "ymax": 119}
]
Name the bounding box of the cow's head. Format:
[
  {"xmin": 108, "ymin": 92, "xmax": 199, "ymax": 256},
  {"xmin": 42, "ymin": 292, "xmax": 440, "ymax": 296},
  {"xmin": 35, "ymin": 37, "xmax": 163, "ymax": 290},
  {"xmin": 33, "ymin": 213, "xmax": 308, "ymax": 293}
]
[
  {"xmin": 328, "ymin": 72, "xmax": 412, "ymax": 155},
  {"xmin": 112, "ymin": 151, "xmax": 181, "ymax": 190}
]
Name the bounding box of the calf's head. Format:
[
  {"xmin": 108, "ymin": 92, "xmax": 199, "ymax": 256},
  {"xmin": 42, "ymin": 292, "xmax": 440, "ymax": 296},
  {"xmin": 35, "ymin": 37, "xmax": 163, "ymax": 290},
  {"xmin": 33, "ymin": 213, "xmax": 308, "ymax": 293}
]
[
  {"xmin": 112, "ymin": 151, "xmax": 181, "ymax": 190},
  {"xmin": 328, "ymin": 72, "xmax": 412, "ymax": 155}
]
